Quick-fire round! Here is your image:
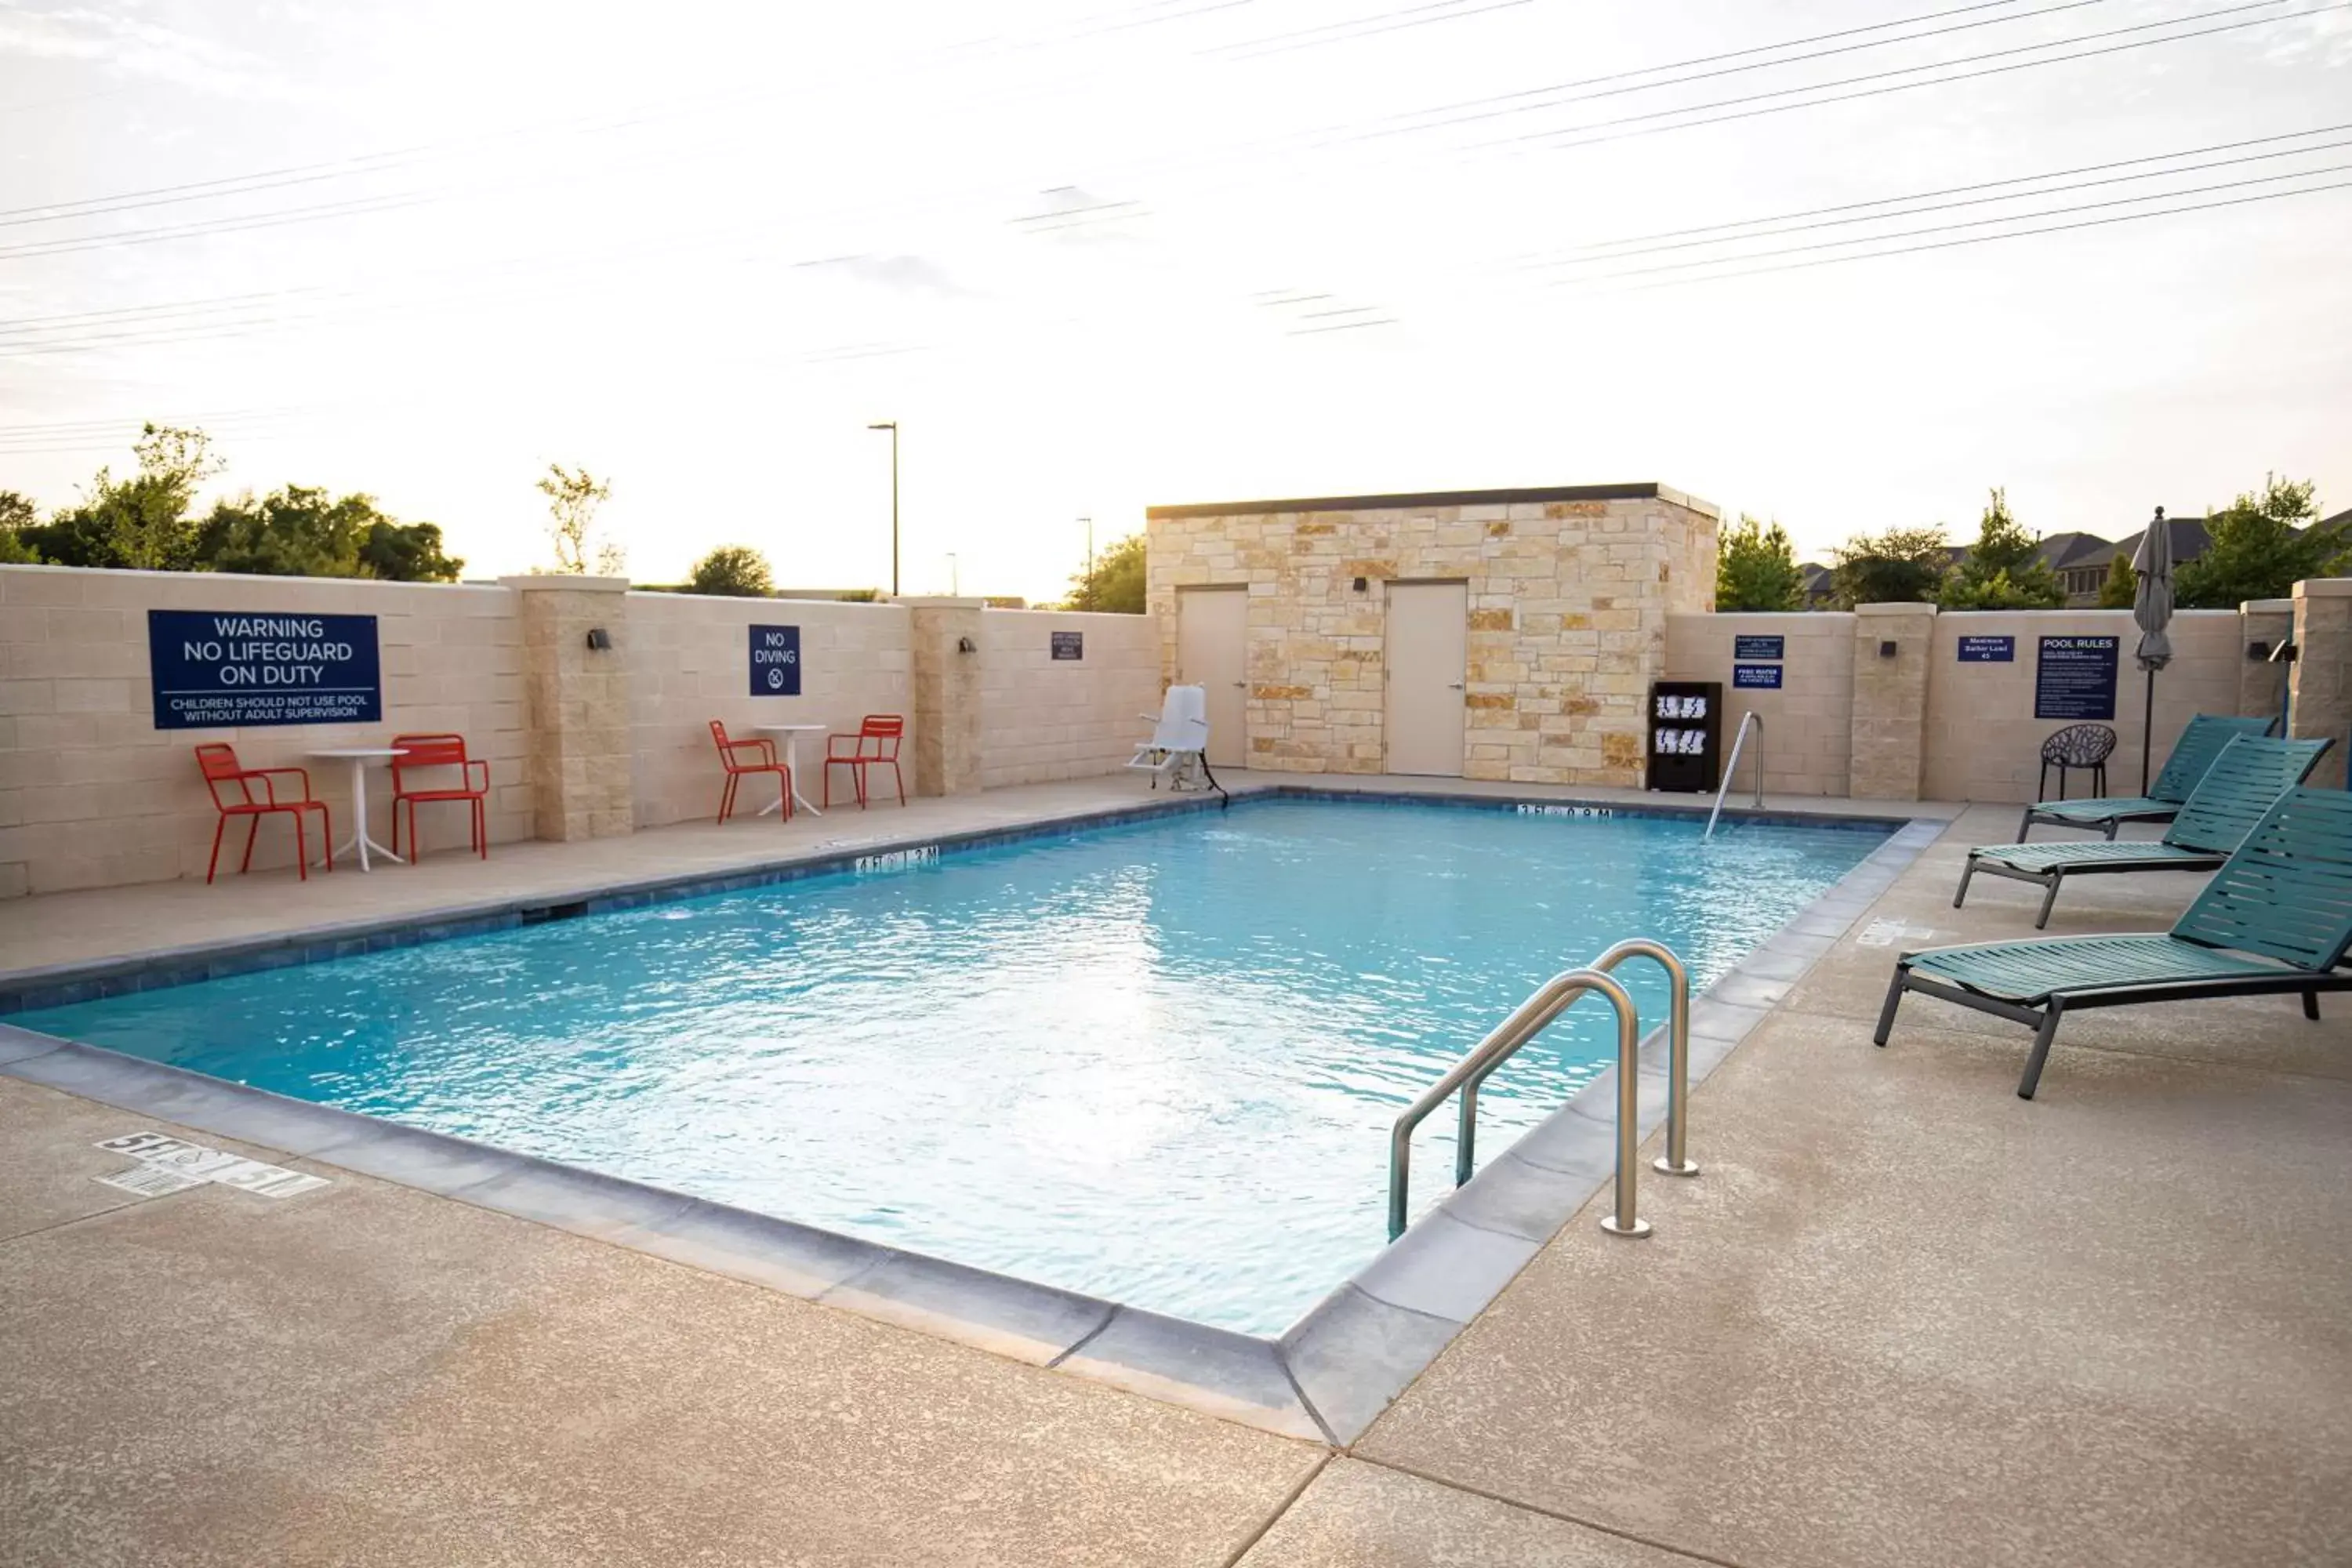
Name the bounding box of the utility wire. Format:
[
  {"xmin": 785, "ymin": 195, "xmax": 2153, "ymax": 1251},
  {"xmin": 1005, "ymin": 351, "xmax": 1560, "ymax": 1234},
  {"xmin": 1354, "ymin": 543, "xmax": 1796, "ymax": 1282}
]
[
  {"xmin": 1497, "ymin": 0, "xmax": 2317, "ymax": 149},
  {"xmin": 1552, "ymin": 161, "xmax": 2352, "ymax": 283},
  {"xmin": 1573, "ymin": 176, "xmax": 2352, "ymax": 293},
  {"xmin": 1515, "ymin": 129, "xmax": 2352, "ymax": 270},
  {"xmin": 1511, "ymin": 121, "xmax": 2352, "ymax": 257}
]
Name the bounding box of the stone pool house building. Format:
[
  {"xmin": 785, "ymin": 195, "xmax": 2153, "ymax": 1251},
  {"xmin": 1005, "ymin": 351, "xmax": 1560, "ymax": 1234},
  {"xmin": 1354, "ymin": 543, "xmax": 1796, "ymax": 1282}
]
[{"xmin": 1144, "ymin": 484, "xmax": 1719, "ymax": 788}]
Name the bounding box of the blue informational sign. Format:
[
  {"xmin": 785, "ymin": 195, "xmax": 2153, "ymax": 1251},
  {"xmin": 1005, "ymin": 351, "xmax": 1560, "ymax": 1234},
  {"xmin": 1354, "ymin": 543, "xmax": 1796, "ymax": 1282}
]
[
  {"xmin": 1733, "ymin": 635, "xmax": 1785, "ymax": 662},
  {"xmin": 147, "ymin": 609, "xmax": 381, "ymax": 730},
  {"xmin": 2035, "ymin": 635, "xmax": 2119, "ymax": 720},
  {"xmin": 1051, "ymin": 630, "xmax": 1083, "ymax": 661},
  {"xmin": 749, "ymin": 624, "xmax": 801, "ymax": 695},
  {"xmin": 1733, "ymin": 662, "xmax": 1783, "ymax": 689},
  {"xmin": 1958, "ymin": 635, "xmax": 2016, "ymax": 663}
]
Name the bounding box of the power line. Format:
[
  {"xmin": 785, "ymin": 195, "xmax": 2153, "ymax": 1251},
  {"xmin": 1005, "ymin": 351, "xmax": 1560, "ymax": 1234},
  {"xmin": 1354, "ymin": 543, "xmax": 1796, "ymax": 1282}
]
[
  {"xmin": 1570, "ymin": 177, "xmax": 2352, "ymax": 293},
  {"xmin": 1510, "ymin": 122, "xmax": 2352, "ymax": 259},
  {"xmin": 1554, "ymin": 160, "xmax": 2352, "ymax": 284},
  {"xmin": 1494, "ymin": 0, "xmax": 2316, "ymax": 149},
  {"xmin": 1516, "ymin": 128, "xmax": 2352, "ymax": 270},
  {"xmin": 0, "ymin": 0, "xmax": 2154, "ymax": 263},
  {"xmin": 1360, "ymin": 0, "xmax": 2129, "ymax": 140}
]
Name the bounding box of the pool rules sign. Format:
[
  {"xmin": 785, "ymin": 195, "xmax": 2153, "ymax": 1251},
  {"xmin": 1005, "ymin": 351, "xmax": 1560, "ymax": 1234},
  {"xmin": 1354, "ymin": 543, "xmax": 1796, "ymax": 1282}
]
[
  {"xmin": 147, "ymin": 610, "xmax": 382, "ymax": 730},
  {"xmin": 749, "ymin": 624, "xmax": 801, "ymax": 695}
]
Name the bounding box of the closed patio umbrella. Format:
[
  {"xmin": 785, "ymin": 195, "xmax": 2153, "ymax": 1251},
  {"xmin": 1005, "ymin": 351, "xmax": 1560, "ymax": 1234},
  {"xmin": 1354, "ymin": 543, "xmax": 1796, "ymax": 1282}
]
[{"xmin": 2131, "ymin": 506, "xmax": 2176, "ymax": 793}]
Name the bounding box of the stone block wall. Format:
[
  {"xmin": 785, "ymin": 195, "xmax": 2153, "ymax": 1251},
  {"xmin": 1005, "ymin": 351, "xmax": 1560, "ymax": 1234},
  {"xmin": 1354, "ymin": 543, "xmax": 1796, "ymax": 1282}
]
[
  {"xmin": 624, "ymin": 593, "xmax": 912, "ymax": 827},
  {"xmin": 1144, "ymin": 485, "xmax": 1719, "ymax": 786},
  {"xmin": 1664, "ymin": 603, "xmax": 2275, "ymax": 805},
  {"xmin": 2290, "ymin": 579, "xmax": 2352, "ymax": 791},
  {"xmin": 977, "ymin": 611, "xmax": 1163, "ymax": 789},
  {"xmin": 0, "ymin": 567, "xmax": 528, "ymax": 895},
  {"xmin": 0, "ymin": 568, "xmax": 1171, "ymax": 898},
  {"xmin": 1663, "ymin": 612, "xmax": 1855, "ymax": 797}
]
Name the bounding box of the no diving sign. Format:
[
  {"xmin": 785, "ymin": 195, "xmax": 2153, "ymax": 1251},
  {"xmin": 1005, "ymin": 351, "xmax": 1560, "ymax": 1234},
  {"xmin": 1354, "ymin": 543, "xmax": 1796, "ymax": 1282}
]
[{"xmin": 748, "ymin": 624, "xmax": 801, "ymax": 696}]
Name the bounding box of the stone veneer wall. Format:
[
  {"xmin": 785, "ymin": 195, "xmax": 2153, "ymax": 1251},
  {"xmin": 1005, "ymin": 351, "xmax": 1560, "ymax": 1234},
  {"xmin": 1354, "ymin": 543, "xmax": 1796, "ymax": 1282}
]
[
  {"xmin": 0, "ymin": 566, "xmax": 530, "ymax": 895},
  {"xmin": 0, "ymin": 568, "xmax": 1172, "ymax": 898},
  {"xmin": 624, "ymin": 593, "xmax": 912, "ymax": 828},
  {"xmin": 1662, "ymin": 612, "xmax": 1856, "ymax": 797},
  {"xmin": 977, "ymin": 611, "xmax": 1163, "ymax": 789},
  {"xmin": 1145, "ymin": 486, "xmax": 1719, "ymax": 786},
  {"xmin": 1665, "ymin": 604, "xmax": 2267, "ymax": 804}
]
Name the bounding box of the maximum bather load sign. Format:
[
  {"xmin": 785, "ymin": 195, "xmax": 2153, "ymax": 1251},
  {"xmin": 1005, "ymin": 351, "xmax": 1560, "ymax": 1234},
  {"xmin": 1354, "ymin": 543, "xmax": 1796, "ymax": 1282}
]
[{"xmin": 147, "ymin": 609, "xmax": 383, "ymax": 730}]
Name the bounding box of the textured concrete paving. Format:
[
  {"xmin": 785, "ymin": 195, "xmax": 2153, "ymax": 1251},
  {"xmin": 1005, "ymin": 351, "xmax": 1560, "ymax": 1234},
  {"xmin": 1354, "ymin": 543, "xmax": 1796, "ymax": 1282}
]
[
  {"xmin": 1240, "ymin": 1460, "xmax": 1697, "ymax": 1566},
  {"xmin": 0, "ymin": 1078, "xmax": 1320, "ymax": 1567},
  {"xmin": 8, "ymin": 791, "xmax": 2341, "ymax": 1566},
  {"xmin": 1358, "ymin": 804, "xmax": 2352, "ymax": 1568}
]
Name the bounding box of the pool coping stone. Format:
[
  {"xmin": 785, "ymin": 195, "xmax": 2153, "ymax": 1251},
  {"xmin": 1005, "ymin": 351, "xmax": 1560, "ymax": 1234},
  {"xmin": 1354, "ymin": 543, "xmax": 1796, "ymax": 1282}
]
[{"xmin": 0, "ymin": 791, "xmax": 1945, "ymax": 1446}]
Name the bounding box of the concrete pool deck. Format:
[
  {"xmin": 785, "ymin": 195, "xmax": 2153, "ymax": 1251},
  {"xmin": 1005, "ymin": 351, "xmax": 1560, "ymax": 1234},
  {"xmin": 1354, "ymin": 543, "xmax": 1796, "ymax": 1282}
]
[{"xmin": 3, "ymin": 775, "xmax": 2347, "ymax": 1565}]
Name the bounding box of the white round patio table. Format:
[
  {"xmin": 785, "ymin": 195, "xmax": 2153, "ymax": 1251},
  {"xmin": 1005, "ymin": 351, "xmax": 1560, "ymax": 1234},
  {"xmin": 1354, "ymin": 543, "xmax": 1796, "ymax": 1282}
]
[
  {"xmin": 306, "ymin": 746, "xmax": 407, "ymax": 872},
  {"xmin": 751, "ymin": 724, "xmax": 828, "ymax": 818}
]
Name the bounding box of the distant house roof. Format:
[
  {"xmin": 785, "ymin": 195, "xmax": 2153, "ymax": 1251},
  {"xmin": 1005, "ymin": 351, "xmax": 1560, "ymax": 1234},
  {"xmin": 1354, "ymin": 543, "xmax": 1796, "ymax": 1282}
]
[
  {"xmin": 1947, "ymin": 525, "xmax": 2170, "ymax": 574},
  {"xmin": 2078, "ymin": 515, "xmax": 2214, "ymax": 573}
]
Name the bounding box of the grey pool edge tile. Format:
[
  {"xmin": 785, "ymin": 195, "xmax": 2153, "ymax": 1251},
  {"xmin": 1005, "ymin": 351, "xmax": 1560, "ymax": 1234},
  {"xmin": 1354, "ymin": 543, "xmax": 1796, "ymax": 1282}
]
[
  {"xmin": 1278, "ymin": 1285, "xmax": 1464, "ymax": 1446},
  {"xmin": 815, "ymin": 1247, "xmax": 1120, "ymax": 1370},
  {"xmin": 1058, "ymin": 1305, "xmax": 1329, "ymax": 1443},
  {"xmin": 0, "ymin": 1019, "xmax": 64, "ymax": 1066}
]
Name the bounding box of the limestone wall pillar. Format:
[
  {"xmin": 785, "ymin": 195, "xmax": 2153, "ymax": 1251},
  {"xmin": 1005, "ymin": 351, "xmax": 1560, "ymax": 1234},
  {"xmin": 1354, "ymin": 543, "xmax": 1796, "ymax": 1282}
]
[
  {"xmin": 2288, "ymin": 578, "xmax": 2352, "ymax": 790},
  {"xmin": 506, "ymin": 575, "xmax": 634, "ymax": 840},
  {"xmin": 1848, "ymin": 602, "xmax": 1936, "ymax": 802},
  {"xmin": 2238, "ymin": 598, "xmax": 2294, "ymax": 729},
  {"xmin": 904, "ymin": 597, "xmax": 984, "ymax": 797}
]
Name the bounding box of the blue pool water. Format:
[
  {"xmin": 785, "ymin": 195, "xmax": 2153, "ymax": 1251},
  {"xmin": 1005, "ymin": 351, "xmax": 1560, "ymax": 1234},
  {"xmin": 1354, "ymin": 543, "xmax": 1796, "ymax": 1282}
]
[{"xmin": 16, "ymin": 798, "xmax": 1885, "ymax": 1334}]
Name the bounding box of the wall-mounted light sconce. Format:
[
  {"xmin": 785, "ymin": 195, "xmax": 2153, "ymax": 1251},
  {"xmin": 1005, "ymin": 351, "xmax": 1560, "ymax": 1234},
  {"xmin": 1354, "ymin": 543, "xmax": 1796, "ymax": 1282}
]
[
  {"xmin": 956, "ymin": 635, "xmax": 977, "ymax": 654},
  {"xmin": 2268, "ymin": 639, "xmax": 2298, "ymax": 666},
  {"xmin": 2246, "ymin": 641, "xmax": 2272, "ymax": 661},
  {"xmin": 585, "ymin": 627, "xmax": 612, "ymax": 651},
  {"xmin": 1353, "ymin": 576, "xmax": 1370, "ymax": 593},
  {"xmin": 1878, "ymin": 640, "xmax": 1898, "ymax": 659}
]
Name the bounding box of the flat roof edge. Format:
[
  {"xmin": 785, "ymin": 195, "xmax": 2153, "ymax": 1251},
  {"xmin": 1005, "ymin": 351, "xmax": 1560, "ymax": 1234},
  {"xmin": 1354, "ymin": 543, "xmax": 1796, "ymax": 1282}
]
[{"xmin": 1145, "ymin": 483, "xmax": 1719, "ymax": 521}]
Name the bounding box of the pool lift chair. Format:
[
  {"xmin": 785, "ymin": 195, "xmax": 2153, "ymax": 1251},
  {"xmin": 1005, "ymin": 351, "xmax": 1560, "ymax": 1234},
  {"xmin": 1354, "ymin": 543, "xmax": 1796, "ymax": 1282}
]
[{"xmin": 1127, "ymin": 684, "xmax": 1221, "ymax": 794}]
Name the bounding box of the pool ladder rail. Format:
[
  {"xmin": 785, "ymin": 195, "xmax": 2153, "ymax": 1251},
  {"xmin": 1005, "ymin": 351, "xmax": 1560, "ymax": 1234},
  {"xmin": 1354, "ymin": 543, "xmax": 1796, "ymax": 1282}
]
[
  {"xmin": 1387, "ymin": 939, "xmax": 1696, "ymax": 1242},
  {"xmin": 1703, "ymin": 710, "xmax": 1764, "ymax": 841}
]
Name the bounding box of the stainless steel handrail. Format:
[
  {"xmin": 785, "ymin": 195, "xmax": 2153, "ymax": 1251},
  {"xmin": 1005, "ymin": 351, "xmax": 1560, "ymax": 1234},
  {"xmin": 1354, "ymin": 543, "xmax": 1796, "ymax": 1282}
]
[
  {"xmin": 1456, "ymin": 938, "xmax": 1697, "ymax": 1185},
  {"xmin": 1388, "ymin": 967, "xmax": 1652, "ymax": 1241},
  {"xmin": 1703, "ymin": 710, "xmax": 1764, "ymax": 840}
]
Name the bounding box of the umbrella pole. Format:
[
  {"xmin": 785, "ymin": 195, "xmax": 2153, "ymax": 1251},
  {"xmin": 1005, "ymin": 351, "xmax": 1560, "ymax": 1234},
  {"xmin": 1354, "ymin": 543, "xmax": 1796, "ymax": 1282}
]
[{"xmin": 2141, "ymin": 663, "xmax": 2156, "ymax": 793}]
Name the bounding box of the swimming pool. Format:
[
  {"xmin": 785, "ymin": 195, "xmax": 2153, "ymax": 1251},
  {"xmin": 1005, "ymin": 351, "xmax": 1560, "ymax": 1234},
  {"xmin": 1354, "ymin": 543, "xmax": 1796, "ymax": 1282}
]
[{"xmin": 13, "ymin": 796, "xmax": 1888, "ymax": 1334}]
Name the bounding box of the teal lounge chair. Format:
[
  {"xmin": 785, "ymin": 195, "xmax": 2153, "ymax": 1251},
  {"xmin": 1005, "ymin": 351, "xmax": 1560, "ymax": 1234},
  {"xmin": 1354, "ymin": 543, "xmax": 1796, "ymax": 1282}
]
[
  {"xmin": 2016, "ymin": 713, "xmax": 2274, "ymax": 840},
  {"xmin": 1958, "ymin": 735, "xmax": 2332, "ymax": 928},
  {"xmin": 1878, "ymin": 786, "xmax": 2352, "ymax": 1098}
]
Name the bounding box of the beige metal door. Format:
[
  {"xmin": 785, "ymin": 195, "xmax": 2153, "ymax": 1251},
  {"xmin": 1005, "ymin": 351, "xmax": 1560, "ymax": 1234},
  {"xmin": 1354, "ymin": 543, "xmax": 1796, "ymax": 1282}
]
[
  {"xmin": 1385, "ymin": 581, "xmax": 1468, "ymax": 777},
  {"xmin": 1177, "ymin": 587, "xmax": 1248, "ymax": 768}
]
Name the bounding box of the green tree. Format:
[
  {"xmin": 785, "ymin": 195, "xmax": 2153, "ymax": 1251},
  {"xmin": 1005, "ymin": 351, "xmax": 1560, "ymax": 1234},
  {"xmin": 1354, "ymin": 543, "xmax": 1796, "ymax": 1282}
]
[
  {"xmin": 1715, "ymin": 514, "xmax": 1805, "ymax": 611},
  {"xmin": 1939, "ymin": 488, "xmax": 2064, "ymax": 609},
  {"xmin": 1828, "ymin": 524, "xmax": 1948, "ymax": 608},
  {"xmin": 0, "ymin": 489, "xmax": 40, "ymax": 563},
  {"xmin": 2174, "ymin": 474, "xmax": 2347, "ymax": 608},
  {"xmin": 2096, "ymin": 552, "xmax": 2137, "ymax": 609},
  {"xmin": 688, "ymin": 544, "xmax": 774, "ymax": 597},
  {"xmin": 192, "ymin": 487, "xmax": 463, "ymax": 581},
  {"xmin": 28, "ymin": 423, "xmax": 223, "ymax": 569},
  {"xmin": 358, "ymin": 519, "xmax": 464, "ymax": 582},
  {"xmin": 536, "ymin": 463, "xmax": 620, "ymax": 575},
  {"xmin": 1063, "ymin": 532, "xmax": 1146, "ymax": 612}
]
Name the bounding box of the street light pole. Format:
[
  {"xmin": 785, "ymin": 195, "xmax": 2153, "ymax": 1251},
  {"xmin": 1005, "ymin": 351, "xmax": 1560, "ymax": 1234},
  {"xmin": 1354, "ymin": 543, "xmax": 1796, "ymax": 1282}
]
[
  {"xmin": 1081, "ymin": 515, "xmax": 1093, "ymax": 586},
  {"xmin": 868, "ymin": 421, "xmax": 899, "ymax": 597}
]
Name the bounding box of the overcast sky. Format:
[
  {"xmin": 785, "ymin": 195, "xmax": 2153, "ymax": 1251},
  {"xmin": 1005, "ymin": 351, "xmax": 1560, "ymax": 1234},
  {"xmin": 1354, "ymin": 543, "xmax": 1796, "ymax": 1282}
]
[{"xmin": 2, "ymin": 0, "xmax": 2346, "ymax": 597}]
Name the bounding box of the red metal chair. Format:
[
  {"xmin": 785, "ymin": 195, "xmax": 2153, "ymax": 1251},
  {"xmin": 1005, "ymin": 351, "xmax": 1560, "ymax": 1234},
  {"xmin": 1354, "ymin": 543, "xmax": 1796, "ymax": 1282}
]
[
  {"xmin": 193, "ymin": 743, "xmax": 333, "ymax": 884},
  {"xmin": 823, "ymin": 714, "xmax": 907, "ymax": 809},
  {"xmin": 389, "ymin": 733, "xmax": 491, "ymax": 862},
  {"xmin": 710, "ymin": 719, "xmax": 791, "ymax": 823}
]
